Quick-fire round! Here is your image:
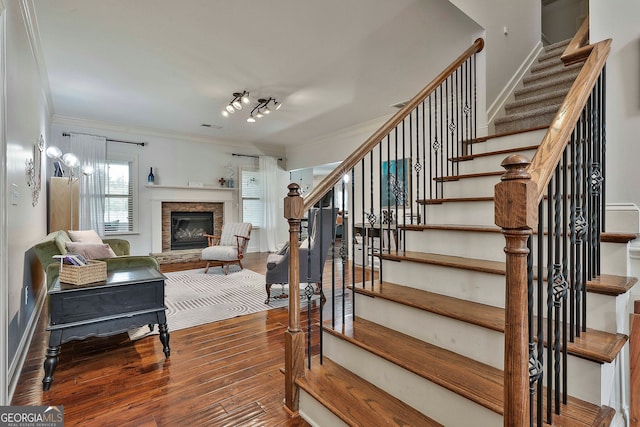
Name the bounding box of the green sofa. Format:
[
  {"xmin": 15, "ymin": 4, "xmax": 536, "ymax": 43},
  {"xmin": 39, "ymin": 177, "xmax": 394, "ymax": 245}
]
[{"xmin": 34, "ymin": 230, "xmax": 160, "ymax": 288}]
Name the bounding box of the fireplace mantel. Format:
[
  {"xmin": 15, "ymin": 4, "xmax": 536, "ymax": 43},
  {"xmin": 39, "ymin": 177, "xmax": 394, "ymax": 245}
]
[{"xmin": 149, "ymin": 185, "xmax": 236, "ymax": 253}]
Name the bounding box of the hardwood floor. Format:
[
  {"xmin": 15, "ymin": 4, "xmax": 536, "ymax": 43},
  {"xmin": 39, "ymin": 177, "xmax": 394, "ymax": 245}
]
[{"xmin": 12, "ymin": 252, "xmax": 366, "ymax": 426}]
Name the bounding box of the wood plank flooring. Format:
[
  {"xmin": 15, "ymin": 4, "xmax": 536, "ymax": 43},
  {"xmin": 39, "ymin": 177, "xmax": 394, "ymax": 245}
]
[{"xmin": 12, "ymin": 252, "xmax": 364, "ymax": 427}]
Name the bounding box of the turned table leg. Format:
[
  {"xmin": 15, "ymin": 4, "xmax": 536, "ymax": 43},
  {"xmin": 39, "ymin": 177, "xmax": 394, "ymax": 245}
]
[
  {"xmin": 42, "ymin": 345, "xmax": 61, "ymax": 391},
  {"xmin": 159, "ymin": 323, "xmax": 170, "ymax": 358}
]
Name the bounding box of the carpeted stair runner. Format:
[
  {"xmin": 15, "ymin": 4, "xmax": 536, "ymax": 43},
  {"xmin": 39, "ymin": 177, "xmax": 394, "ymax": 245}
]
[{"xmin": 494, "ymin": 38, "xmax": 582, "ymax": 133}]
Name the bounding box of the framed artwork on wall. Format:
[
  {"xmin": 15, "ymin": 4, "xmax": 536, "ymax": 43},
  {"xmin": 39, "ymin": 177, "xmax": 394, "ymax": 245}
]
[{"xmin": 381, "ymin": 158, "xmax": 410, "ymax": 207}]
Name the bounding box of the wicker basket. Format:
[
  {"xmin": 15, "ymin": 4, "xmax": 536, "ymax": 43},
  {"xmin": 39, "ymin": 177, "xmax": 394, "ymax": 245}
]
[{"xmin": 59, "ymin": 260, "xmax": 107, "ymax": 285}]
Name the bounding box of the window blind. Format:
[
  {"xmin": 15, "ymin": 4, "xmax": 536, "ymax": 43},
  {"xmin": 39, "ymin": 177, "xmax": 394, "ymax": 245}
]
[{"xmin": 104, "ymin": 160, "xmax": 133, "ymax": 232}]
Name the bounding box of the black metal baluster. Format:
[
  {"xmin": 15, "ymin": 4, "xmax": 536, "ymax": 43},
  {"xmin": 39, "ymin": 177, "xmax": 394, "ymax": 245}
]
[
  {"xmin": 306, "ymin": 207, "xmax": 313, "ymax": 369},
  {"xmin": 546, "ymin": 178, "xmax": 554, "ymax": 423},
  {"xmin": 601, "ymin": 68, "xmax": 607, "ymax": 233},
  {"xmin": 369, "ymin": 152, "xmax": 375, "ymax": 288},
  {"xmin": 537, "ymin": 201, "xmax": 545, "ymax": 427},
  {"xmin": 527, "ymin": 237, "xmax": 542, "ymax": 427},
  {"xmin": 561, "ymin": 147, "xmax": 569, "ymax": 405},
  {"xmin": 341, "ymin": 176, "xmax": 346, "ymax": 324},
  {"xmin": 360, "ymin": 158, "xmax": 365, "ymax": 289},
  {"xmin": 570, "ymin": 129, "xmax": 577, "ymax": 341},
  {"xmin": 351, "ymin": 167, "xmax": 356, "ymax": 322}
]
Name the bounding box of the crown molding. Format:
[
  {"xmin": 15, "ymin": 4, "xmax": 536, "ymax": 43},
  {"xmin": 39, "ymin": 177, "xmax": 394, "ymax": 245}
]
[
  {"xmin": 19, "ymin": 0, "xmax": 53, "ymax": 118},
  {"xmin": 52, "ymin": 114, "xmax": 287, "ymax": 159}
]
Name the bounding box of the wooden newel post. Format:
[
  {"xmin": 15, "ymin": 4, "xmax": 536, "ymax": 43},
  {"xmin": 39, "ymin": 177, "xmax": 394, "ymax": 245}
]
[
  {"xmin": 494, "ymin": 155, "xmax": 537, "ymax": 426},
  {"xmin": 283, "ymin": 183, "xmax": 305, "ymax": 415}
]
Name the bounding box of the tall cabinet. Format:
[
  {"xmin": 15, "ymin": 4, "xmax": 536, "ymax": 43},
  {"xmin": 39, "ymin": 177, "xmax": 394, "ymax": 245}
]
[{"xmin": 48, "ymin": 177, "xmax": 78, "ymax": 232}]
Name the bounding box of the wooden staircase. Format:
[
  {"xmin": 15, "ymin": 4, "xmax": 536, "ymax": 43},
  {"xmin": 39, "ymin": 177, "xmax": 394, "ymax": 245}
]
[{"xmin": 294, "ymin": 127, "xmax": 637, "ymax": 426}]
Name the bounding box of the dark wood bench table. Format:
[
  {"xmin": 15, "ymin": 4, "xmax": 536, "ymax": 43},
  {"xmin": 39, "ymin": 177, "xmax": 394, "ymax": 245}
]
[{"xmin": 42, "ymin": 267, "xmax": 170, "ymax": 390}]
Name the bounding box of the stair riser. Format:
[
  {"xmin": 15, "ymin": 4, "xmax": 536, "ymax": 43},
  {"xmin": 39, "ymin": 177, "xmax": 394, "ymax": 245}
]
[
  {"xmin": 523, "ymin": 66, "xmax": 581, "ymax": 86},
  {"xmin": 514, "ymin": 78, "xmax": 574, "ymax": 100},
  {"xmin": 505, "ymin": 94, "xmax": 565, "ymax": 115},
  {"xmin": 468, "ymin": 129, "xmax": 545, "ymax": 154},
  {"xmin": 381, "ymin": 257, "xmax": 624, "ymax": 333},
  {"xmin": 425, "ymin": 200, "xmax": 495, "ymax": 226},
  {"xmin": 404, "ymin": 229, "xmax": 628, "ymax": 276},
  {"xmin": 441, "ymin": 175, "xmax": 501, "ymax": 199},
  {"xmin": 299, "ymin": 392, "xmax": 348, "ymax": 427},
  {"xmin": 354, "ymin": 293, "xmax": 608, "ymax": 404},
  {"xmin": 323, "ymin": 333, "xmax": 503, "ymax": 427},
  {"xmin": 494, "ymin": 111, "xmax": 557, "ymax": 134},
  {"xmin": 455, "ymin": 148, "xmax": 537, "ymax": 175},
  {"xmin": 381, "ymin": 259, "xmax": 506, "ymax": 307}
]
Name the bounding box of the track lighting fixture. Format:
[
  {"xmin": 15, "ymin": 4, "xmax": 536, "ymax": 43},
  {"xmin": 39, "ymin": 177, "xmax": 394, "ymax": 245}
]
[
  {"xmin": 221, "ymin": 91, "xmax": 250, "ymax": 117},
  {"xmin": 221, "ymin": 92, "xmax": 283, "ymax": 123},
  {"xmin": 245, "ymin": 97, "xmax": 283, "ymax": 123}
]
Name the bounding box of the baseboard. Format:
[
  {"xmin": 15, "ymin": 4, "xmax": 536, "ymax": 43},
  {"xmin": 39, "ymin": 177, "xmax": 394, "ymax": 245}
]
[
  {"xmin": 487, "ymin": 41, "xmax": 544, "ymax": 124},
  {"xmin": 7, "ymin": 287, "xmax": 47, "ymax": 402}
]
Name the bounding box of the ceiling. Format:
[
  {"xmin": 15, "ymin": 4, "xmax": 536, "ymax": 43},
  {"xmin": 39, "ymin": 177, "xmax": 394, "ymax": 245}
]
[{"xmin": 33, "ymin": 0, "xmax": 480, "ymax": 149}]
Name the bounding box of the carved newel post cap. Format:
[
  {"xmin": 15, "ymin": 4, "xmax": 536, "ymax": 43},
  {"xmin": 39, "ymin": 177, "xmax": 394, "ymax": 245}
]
[
  {"xmin": 500, "ymin": 154, "xmax": 531, "ymax": 181},
  {"xmin": 287, "ymin": 183, "xmax": 300, "ymax": 197}
]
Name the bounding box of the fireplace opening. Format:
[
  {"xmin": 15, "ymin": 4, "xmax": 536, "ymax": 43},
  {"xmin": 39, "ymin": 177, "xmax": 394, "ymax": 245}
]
[{"xmin": 170, "ymin": 211, "xmax": 213, "ymax": 250}]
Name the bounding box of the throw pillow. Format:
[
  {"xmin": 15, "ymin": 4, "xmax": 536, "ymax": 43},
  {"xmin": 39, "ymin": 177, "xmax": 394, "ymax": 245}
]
[
  {"xmin": 68, "ymin": 230, "xmax": 103, "ymax": 244},
  {"xmin": 65, "ymin": 242, "xmax": 116, "ymax": 259}
]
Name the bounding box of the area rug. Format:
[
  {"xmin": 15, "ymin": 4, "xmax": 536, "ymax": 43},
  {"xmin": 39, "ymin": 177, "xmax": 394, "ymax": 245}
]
[{"xmin": 128, "ymin": 266, "xmax": 317, "ymax": 340}]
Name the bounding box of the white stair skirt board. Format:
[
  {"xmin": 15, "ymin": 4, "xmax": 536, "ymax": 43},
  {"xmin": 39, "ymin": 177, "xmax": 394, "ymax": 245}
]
[
  {"xmin": 299, "ymin": 392, "xmax": 348, "ymax": 427},
  {"xmin": 380, "ymin": 260, "xmax": 506, "ymax": 308},
  {"xmin": 322, "ymin": 332, "xmax": 503, "ymax": 427},
  {"xmin": 354, "ymin": 292, "xmax": 609, "ymax": 405}
]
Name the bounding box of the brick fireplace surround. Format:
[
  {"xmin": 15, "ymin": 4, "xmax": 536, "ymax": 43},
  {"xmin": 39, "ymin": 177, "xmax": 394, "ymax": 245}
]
[
  {"xmin": 161, "ymin": 202, "xmax": 223, "ymax": 252},
  {"xmin": 149, "ymin": 185, "xmax": 235, "ymax": 254}
]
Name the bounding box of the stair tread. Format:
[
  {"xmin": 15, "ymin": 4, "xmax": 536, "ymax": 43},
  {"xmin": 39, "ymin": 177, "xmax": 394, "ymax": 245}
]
[
  {"xmin": 437, "ymin": 170, "xmax": 504, "ymax": 181},
  {"xmin": 323, "ymin": 317, "xmax": 614, "ymax": 424},
  {"xmin": 351, "ymin": 281, "xmax": 627, "ymax": 363},
  {"xmin": 465, "ymin": 125, "xmax": 548, "ymax": 144},
  {"xmin": 381, "ymin": 250, "xmax": 636, "ymax": 297},
  {"xmin": 297, "ymin": 355, "xmax": 444, "ymax": 427},
  {"xmin": 450, "ymin": 143, "xmax": 539, "ymax": 162},
  {"xmin": 505, "ymin": 87, "xmax": 568, "ymax": 110}
]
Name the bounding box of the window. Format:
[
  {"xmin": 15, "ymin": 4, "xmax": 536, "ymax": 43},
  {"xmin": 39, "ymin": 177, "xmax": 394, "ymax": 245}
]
[
  {"xmin": 104, "ymin": 158, "xmax": 135, "ymax": 233},
  {"xmin": 241, "ymin": 168, "xmax": 262, "ymax": 228}
]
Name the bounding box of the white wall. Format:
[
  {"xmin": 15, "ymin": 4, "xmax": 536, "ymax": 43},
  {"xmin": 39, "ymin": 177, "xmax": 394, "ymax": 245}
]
[
  {"xmin": 48, "ymin": 121, "xmax": 289, "ymax": 254},
  {"xmin": 448, "ymin": 0, "xmax": 541, "ymax": 106},
  {"xmin": 3, "ymin": 0, "xmax": 51, "ymax": 401},
  {"xmin": 591, "ymin": 1, "xmax": 640, "ymax": 214}
]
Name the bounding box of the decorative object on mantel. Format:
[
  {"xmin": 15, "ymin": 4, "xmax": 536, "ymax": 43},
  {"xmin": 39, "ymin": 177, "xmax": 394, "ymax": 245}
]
[
  {"xmin": 25, "ymin": 134, "xmax": 44, "ymax": 206},
  {"xmin": 218, "ymin": 177, "xmax": 226, "ymax": 187},
  {"xmin": 225, "ymin": 162, "xmax": 235, "ymax": 188},
  {"xmin": 147, "ymin": 167, "xmax": 155, "ymax": 184}
]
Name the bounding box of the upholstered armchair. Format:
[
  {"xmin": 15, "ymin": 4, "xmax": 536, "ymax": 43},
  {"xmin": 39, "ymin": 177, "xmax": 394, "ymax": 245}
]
[
  {"xmin": 202, "ymin": 222, "xmax": 252, "ymax": 275},
  {"xmin": 265, "ymin": 207, "xmax": 337, "ymax": 304}
]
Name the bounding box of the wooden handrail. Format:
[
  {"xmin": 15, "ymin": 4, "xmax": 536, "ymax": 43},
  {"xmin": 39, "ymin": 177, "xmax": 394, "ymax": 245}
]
[
  {"xmin": 526, "ymin": 38, "xmax": 610, "ymax": 204},
  {"xmin": 561, "ymin": 15, "xmax": 591, "ymax": 66},
  {"xmin": 302, "ymin": 38, "xmax": 484, "ymax": 212}
]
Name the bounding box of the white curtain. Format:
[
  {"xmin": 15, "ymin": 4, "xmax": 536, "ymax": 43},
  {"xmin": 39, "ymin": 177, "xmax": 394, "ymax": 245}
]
[
  {"xmin": 70, "ymin": 134, "xmax": 106, "ymax": 235},
  {"xmin": 259, "ymin": 156, "xmax": 279, "ymax": 253}
]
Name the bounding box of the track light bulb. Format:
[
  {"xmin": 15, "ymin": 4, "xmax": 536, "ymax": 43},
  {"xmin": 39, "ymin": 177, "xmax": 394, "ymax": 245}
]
[
  {"xmin": 241, "ymin": 93, "xmax": 250, "ymax": 104},
  {"xmin": 232, "ymin": 100, "xmax": 242, "ymax": 110},
  {"xmin": 226, "ymin": 104, "xmax": 235, "ymax": 114},
  {"xmin": 247, "ymin": 116, "xmax": 256, "ymax": 123},
  {"xmin": 275, "ymin": 101, "xmax": 282, "ymax": 110},
  {"xmin": 222, "ymin": 110, "xmax": 229, "ymax": 117},
  {"xmin": 263, "ymin": 107, "xmax": 270, "ymax": 114}
]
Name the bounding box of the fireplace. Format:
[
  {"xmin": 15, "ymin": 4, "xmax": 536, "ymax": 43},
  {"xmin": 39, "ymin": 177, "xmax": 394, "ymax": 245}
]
[
  {"xmin": 161, "ymin": 202, "xmax": 224, "ymax": 252},
  {"xmin": 170, "ymin": 212, "xmax": 213, "ymax": 250}
]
